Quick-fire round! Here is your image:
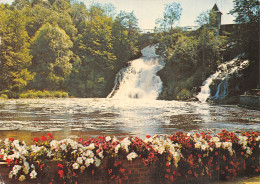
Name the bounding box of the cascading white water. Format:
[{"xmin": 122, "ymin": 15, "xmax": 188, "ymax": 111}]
[
  {"xmin": 108, "ymin": 45, "xmax": 164, "ymax": 99},
  {"xmin": 197, "ymin": 57, "xmax": 249, "ymax": 103},
  {"xmin": 196, "ymin": 71, "xmax": 221, "ymax": 103}
]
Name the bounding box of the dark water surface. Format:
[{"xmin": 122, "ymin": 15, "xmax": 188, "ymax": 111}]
[{"xmin": 0, "ymin": 98, "xmax": 259, "ymax": 142}]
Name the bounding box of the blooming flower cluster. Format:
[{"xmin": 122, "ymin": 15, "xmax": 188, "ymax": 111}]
[{"xmin": 0, "ymin": 130, "xmax": 259, "ymax": 183}]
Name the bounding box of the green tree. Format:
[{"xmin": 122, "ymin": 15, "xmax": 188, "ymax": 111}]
[
  {"xmin": 229, "ymin": 0, "xmax": 259, "ymax": 61},
  {"xmin": 30, "ymin": 23, "xmax": 73, "ymax": 90},
  {"xmin": 69, "ymin": 5, "xmax": 117, "ymax": 97},
  {"xmin": 0, "ymin": 8, "xmax": 34, "ymax": 97},
  {"xmin": 195, "ymin": 10, "xmax": 226, "ymax": 67},
  {"xmin": 112, "ymin": 11, "xmax": 139, "ymax": 62},
  {"xmin": 12, "ymin": 0, "xmax": 30, "ymax": 10},
  {"xmin": 156, "ymin": 3, "xmax": 182, "ymax": 30}
]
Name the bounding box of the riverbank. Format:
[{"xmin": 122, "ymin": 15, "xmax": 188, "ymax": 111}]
[{"xmin": 0, "ymin": 90, "xmax": 69, "ymax": 99}]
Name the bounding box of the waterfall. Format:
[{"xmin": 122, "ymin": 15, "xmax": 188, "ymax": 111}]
[
  {"xmin": 196, "ymin": 71, "xmax": 221, "ymax": 103},
  {"xmin": 108, "ymin": 45, "xmax": 164, "ymax": 99},
  {"xmin": 197, "ymin": 57, "xmax": 249, "ymax": 103}
]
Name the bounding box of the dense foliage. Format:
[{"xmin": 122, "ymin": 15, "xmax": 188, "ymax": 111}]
[
  {"xmin": 0, "ymin": 0, "xmax": 140, "ymax": 98},
  {"xmin": 154, "ymin": 1, "xmax": 259, "ymax": 100},
  {"xmin": 154, "ymin": 13, "xmax": 227, "ymax": 100}
]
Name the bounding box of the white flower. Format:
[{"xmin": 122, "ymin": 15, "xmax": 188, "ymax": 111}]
[
  {"xmin": 98, "ymin": 151, "xmax": 104, "ymax": 159},
  {"xmin": 85, "ymin": 158, "xmax": 94, "ymax": 167},
  {"xmin": 23, "ymin": 161, "xmax": 30, "ymax": 174},
  {"xmin": 77, "ymin": 157, "xmax": 83, "ymax": 164},
  {"xmin": 0, "ymin": 149, "xmax": 5, "ymax": 155},
  {"xmin": 4, "ymin": 138, "xmax": 10, "ymax": 146},
  {"xmin": 86, "ymin": 143, "xmax": 95, "ymax": 150},
  {"xmin": 19, "ymin": 175, "xmax": 26, "ymax": 182},
  {"xmin": 194, "ymin": 142, "xmax": 201, "ymax": 149},
  {"xmin": 50, "ymin": 140, "xmax": 59, "ymax": 149},
  {"xmin": 13, "ymin": 152, "xmax": 20, "ymax": 159},
  {"xmin": 30, "ymin": 170, "xmax": 37, "ymax": 179},
  {"xmin": 73, "ymin": 163, "xmax": 80, "ymax": 170},
  {"xmin": 246, "ymin": 148, "xmax": 252, "ymax": 155},
  {"xmin": 215, "ymin": 142, "xmax": 221, "ymax": 148},
  {"xmin": 158, "ymin": 145, "xmax": 165, "ymax": 154},
  {"xmin": 210, "ymin": 137, "xmax": 220, "ymax": 143},
  {"xmin": 85, "ymin": 150, "xmax": 94, "ymax": 158},
  {"xmin": 115, "ymin": 144, "xmax": 120, "ymax": 154},
  {"xmin": 60, "ymin": 144, "xmax": 67, "ymax": 151},
  {"xmin": 228, "ymin": 147, "xmax": 234, "ymax": 156},
  {"xmin": 31, "ymin": 164, "xmax": 35, "ymax": 169},
  {"xmin": 127, "ymin": 152, "xmax": 138, "ymax": 161},
  {"xmin": 112, "ymin": 136, "xmax": 118, "ymax": 143},
  {"xmin": 256, "ymin": 136, "xmax": 260, "ymax": 142},
  {"xmin": 120, "ymin": 138, "xmax": 131, "ymax": 153},
  {"xmin": 106, "ymin": 136, "xmax": 111, "ymax": 142},
  {"xmin": 47, "ymin": 151, "xmax": 52, "ymax": 158},
  {"xmin": 95, "ymin": 157, "xmax": 101, "ymax": 167},
  {"xmin": 222, "ymin": 142, "xmax": 232, "ymax": 149},
  {"xmin": 144, "ymin": 137, "xmax": 153, "ymax": 143},
  {"xmin": 9, "ymin": 171, "xmax": 14, "ymax": 178},
  {"xmin": 201, "ymin": 144, "xmax": 207, "ymax": 151},
  {"xmin": 12, "ymin": 165, "xmax": 22, "ymax": 175}
]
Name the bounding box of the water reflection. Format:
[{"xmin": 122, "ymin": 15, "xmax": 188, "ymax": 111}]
[{"xmin": 0, "ymin": 98, "xmax": 259, "ymax": 141}]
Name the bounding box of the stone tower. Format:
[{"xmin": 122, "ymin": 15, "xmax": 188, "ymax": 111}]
[{"xmin": 211, "ymin": 3, "xmax": 222, "ymax": 34}]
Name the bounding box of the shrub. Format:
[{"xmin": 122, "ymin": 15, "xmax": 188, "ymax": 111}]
[
  {"xmin": 177, "ymin": 88, "xmax": 191, "ymax": 100},
  {"xmin": 0, "ymin": 94, "xmax": 8, "ymax": 99},
  {"xmin": 19, "ymin": 90, "xmax": 69, "ymax": 98}
]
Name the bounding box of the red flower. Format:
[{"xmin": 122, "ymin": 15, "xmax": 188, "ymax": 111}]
[
  {"xmin": 108, "ymin": 169, "xmax": 113, "ymax": 175},
  {"xmin": 73, "ymin": 172, "xmax": 76, "ymax": 177},
  {"xmin": 40, "ymin": 164, "xmax": 44, "ymax": 169},
  {"xmin": 33, "ymin": 137, "xmax": 40, "ymax": 142},
  {"xmin": 190, "ymin": 161, "xmax": 193, "ymax": 166},
  {"xmin": 57, "ymin": 164, "xmax": 64, "ymax": 168},
  {"xmin": 188, "ymin": 170, "xmax": 192, "ymax": 175},
  {"xmin": 58, "ymin": 170, "xmax": 64, "ymax": 178},
  {"xmin": 8, "ymin": 138, "xmax": 14, "ymax": 142},
  {"xmin": 241, "ymin": 152, "xmax": 244, "ymax": 155},
  {"xmin": 146, "ymin": 135, "xmax": 151, "ymax": 138},
  {"xmin": 120, "ymin": 168, "xmax": 125, "ymax": 174},
  {"xmin": 41, "ymin": 136, "xmax": 47, "ymax": 141},
  {"xmin": 194, "ymin": 172, "xmax": 198, "ymax": 178},
  {"xmin": 78, "ymin": 138, "xmax": 83, "ymax": 142},
  {"xmin": 47, "ymin": 133, "xmax": 53, "ymax": 139},
  {"xmin": 165, "ymin": 174, "xmax": 169, "ymax": 179},
  {"xmin": 223, "ymin": 155, "xmax": 226, "ymax": 161}
]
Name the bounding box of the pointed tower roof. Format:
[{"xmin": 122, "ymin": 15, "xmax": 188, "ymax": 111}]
[{"xmin": 212, "ymin": 3, "xmax": 222, "ymax": 14}]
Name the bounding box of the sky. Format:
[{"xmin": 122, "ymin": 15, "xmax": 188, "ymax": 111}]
[{"xmin": 1, "ymin": 0, "xmax": 235, "ymax": 30}]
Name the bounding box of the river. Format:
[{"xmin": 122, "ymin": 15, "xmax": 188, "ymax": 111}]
[{"xmin": 0, "ymin": 98, "xmax": 259, "ymax": 142}]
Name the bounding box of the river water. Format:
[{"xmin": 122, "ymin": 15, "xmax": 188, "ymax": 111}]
[{"xmin": 0, "ymin": 98, "xmax": 259, "ymax": 142}]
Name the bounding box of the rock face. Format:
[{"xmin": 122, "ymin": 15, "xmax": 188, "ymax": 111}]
[{"xmin": 207, "ymin": 57, "xmax": 257, "ymax": 104}]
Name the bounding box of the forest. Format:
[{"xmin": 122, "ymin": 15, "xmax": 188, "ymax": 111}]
[
  {"xmin": 0, "ymin": 0, "xmax": 259, "ymax": 100},
  {"xmin": 0, "ymin": 0, "xmax": 140, "ymax": 98}
]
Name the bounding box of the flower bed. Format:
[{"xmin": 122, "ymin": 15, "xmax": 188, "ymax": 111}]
[{"xmin": 0, "ymin": 130, "xmax": 259, "ymax": 183}]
